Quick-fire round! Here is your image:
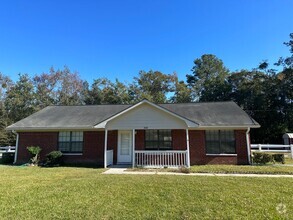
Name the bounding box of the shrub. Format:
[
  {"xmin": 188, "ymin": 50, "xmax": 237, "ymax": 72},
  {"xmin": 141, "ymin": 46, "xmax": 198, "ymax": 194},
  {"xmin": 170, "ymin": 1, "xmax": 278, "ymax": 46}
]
[
  {"xmin": 262, "ymin": 153, "xmax": 273, "ymax": 164},
  {"xmin": 252, "ymin": 152, "xmax": 273, "ymax": 164},
  {"xmin": 1, "ymin": 152, "xmax": 15, "ymax": 164},
  {"xmin": 272, "ymin": 154, "xmax": 285, "ymax": 164},
  {"xmin": 27, "ymin": 146, "xmax": 42, "ymax": 165},
  {"xmin": 43, "ymin": 151, "xmax": 63, "ymax": 167}
]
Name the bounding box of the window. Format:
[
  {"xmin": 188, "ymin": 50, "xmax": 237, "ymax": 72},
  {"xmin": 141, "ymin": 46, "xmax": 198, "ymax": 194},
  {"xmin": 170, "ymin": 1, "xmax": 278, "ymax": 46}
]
[
  {"xmin": 205, "ymin": 130, "xmax": 235, "ymax": 154},
  {"xmin": 145, "ymin": 130, "xmax": 172, "ymax": 150},
  {"xmin": 58, "ymin": 131, "xmax": 83, "ymax": 153}
]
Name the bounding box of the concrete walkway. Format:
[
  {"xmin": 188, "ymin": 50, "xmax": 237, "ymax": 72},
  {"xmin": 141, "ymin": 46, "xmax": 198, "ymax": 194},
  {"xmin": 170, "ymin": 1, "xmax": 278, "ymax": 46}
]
[{"xmin": 103, "ymin": 168, "xmax": 293, "ymax": 178}]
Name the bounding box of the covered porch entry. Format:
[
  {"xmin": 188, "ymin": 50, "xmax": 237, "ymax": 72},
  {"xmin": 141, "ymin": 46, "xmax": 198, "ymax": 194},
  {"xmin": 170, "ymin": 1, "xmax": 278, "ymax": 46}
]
[
  {"xmin": 97, "ymin": 100, "xmax": 198, "ymax": 168},
  {"xmin": 105, "ymin": 129, "xmax": 190, "ymax": 168}
]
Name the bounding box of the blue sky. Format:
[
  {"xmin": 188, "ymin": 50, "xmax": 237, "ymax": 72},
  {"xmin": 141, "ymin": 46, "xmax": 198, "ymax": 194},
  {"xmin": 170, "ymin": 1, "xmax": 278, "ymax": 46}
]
[{"xmin": 0, "ymin": 0, "xmax": 292, "ymax": 84}]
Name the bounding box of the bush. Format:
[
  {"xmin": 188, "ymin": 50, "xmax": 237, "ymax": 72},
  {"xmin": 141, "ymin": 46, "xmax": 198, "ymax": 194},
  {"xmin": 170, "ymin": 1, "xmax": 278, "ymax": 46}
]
[
  {"xmin": 1, "ymin": 152, "xmax": 15, "ymax": 164},
  {"xmin": 27, "ymin": 146, "xmax": 42, "ymax": 165},
  {"xmin": 252, "ymin": 152, "xmax": 273, "ymax": 164},
  {"xmin": 43, "ymin": 151, "xmax": 63, "ymax": 167},
  {"xmin": 272, "ymin": 154, "xmax": 285, "ymax": 164}
]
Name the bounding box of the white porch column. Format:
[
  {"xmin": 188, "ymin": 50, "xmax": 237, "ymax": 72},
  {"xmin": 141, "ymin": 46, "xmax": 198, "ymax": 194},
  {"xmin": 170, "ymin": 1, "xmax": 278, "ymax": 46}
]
[
  {"xmin": 186, "ymin": 129, "xmax": 190, "ymax": 168},
  {"xmin": 104, "ymin": 129, "xmax": 108, "ymax": 168},
  {"xmin": 132, "ymin": 129, "xmax": 135, "ymax": 168}
]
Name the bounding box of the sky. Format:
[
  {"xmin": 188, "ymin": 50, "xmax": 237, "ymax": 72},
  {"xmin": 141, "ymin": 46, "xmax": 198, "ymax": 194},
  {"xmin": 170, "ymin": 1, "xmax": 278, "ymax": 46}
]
[{"xmin": 0, "ymin": 0, "xmax": 292, "ymax": 84}]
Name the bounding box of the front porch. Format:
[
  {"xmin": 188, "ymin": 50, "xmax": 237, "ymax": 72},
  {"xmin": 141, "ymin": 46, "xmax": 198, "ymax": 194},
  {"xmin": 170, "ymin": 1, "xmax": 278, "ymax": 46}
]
[
  {"xmin": 104, "ymin": 129, "xmax": 191, "ymax": 168},
  {"xmin": 99, "ymin": 101, "xmax": 194, "ymax": 168}
]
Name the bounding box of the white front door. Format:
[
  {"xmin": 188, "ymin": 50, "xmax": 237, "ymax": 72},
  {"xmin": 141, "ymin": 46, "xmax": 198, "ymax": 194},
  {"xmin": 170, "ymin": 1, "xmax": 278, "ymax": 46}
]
[{"xmin": 118, "ymin": 131, "xmax": 132, "ymax": 163}]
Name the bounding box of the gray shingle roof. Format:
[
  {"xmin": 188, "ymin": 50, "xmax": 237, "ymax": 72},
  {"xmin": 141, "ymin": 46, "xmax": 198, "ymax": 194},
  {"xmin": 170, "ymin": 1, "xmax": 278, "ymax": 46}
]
[
  {"xmin": 161, "ymin": 102, "xmax": 259, "ymax": 127},
  {"xmin": 6, "ymin": 101, "xmax": 259, "ymax": 130}
]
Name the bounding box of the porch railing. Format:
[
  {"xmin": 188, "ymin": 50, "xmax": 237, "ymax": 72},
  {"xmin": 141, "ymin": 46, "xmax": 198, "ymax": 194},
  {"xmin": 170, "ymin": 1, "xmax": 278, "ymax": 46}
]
[{"xmin": 134, "ymin": 150, "xmax": 188, "ymax": 168}]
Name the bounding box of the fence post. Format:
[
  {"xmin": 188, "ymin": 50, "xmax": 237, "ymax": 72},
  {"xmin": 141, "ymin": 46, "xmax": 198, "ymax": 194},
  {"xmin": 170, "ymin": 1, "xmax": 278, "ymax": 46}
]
[
  {"xmin": 258, "ymin": 144, "xmax": 262, "ymax": 151},
  {"xmin": 290, "ymin": 145, "xmax": 293, "ymax": 159}
]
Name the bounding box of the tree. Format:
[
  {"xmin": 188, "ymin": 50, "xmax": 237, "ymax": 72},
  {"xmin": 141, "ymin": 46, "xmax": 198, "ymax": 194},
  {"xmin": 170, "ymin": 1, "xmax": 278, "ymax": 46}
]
[
  {"xmin": 5, "ymin": 74, "xmax": 37, "ymax": 123},
  {"xmin": 83, "ymin": 78, "xmax": 131, "ymax": 104},
  {"xmin": 0, "ymin": 73, "xmax": 13, "ymax": 106},
  {"xmin": 1, "ymin": 74, "xmax": 36, "ymax": 145},
  {"xmin": 130, "ymin": 70, "xmax": 176, "ymax": 103},
  {"xmin": 187, "ymin": 54, "xmax": 231, "ymax": 101},
  {"xmin": 228, "ymin": 70, "xmax": 285, "ymax": 143},
  {"xmin": 0, "ymin": 74, "xmax": 15, "ymax": 145},
  {"xmin": 170, "ymin": 78, "xmax": 192, "ymax": 103},
  {"xmin": 276, "ymin": 33, "xmax": 293, "ymax": 133},
  {"xmin": 56, "ymin": 66, "xmax": 84, "ymax": 105},
  {"xmin": 33, "ymin": 67, "xmax": 60, "ymax": 108},
  {"xmin": 0, "ymin": 107, "xmax": 15, "ymax": 146},
  {"xmin": 275, "ymin": 33, "xmax": 293, "ymax": 69},
  {"xmin": 33, "ymin": 66, "xmax": 84, "ymax": 106}
]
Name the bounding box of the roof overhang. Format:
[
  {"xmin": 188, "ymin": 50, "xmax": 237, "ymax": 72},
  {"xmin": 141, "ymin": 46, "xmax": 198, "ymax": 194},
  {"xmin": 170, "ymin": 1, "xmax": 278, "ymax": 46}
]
[
  {"xmin": 198, "ymin": 125, "xmax": 261, "ymax": 129},
  {"xmin": 6, "ymin": 127, "xmax": 104, "ymax": 132}
]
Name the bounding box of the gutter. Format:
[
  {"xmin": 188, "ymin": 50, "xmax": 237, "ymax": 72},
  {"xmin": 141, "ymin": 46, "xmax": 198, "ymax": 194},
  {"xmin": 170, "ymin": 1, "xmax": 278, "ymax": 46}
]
[
  {"xmin": 246, "ymin": 128, "xmax": 251, "ymax": 165},
  {"xmin": 12, "ymin": 130, "xmax": 19, "ymax": 164}
]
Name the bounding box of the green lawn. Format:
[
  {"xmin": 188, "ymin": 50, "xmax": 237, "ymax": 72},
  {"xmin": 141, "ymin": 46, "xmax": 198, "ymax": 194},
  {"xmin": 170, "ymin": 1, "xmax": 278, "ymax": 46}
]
[
  {"xmin": 285, "ymin": 157, "xmax": 293, "ymax": 164},
  {"xmin": 189, "ymin": 164, "xmax": 293, "ymax": 175},
  {"xmin": 130, "ymin": 164, "xmax": 293, "ymax": 175},
  {"xmin": 0, "ymin": 166, "xmax": 292, "ymax": 219}
]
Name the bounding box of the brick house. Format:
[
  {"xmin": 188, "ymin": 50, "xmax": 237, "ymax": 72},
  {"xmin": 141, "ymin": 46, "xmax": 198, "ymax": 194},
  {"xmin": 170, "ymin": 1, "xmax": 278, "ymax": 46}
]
[{"xmin": 6, "ymin": 100, "xmax": 260, "ymax": 167}]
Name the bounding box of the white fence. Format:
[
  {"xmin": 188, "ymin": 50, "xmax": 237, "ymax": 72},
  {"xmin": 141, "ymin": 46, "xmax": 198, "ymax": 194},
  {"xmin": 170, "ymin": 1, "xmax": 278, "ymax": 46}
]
[
  {"xmin": 251, "ymin": 144, "xmax": 293, "ymax": 159},
  {"xmin": 134, "ymin": 150, "xmax": 187, "ymax": 168},
  {"xmin": 0, "ymin": 146, "xmax": 15, "ymax": 153},
  {"xmin": 106, "ymin": 150, "xmax": 113, "ymax": 166}
]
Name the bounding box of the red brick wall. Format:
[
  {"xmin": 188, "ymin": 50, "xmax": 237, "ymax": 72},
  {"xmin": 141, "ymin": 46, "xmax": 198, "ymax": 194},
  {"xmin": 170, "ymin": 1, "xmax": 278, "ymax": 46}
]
[
  {"xmin": 17, "ymin": 129, "xmax": 249, "ymax": 166},
  {"xmin": 172, "ymin": 130, "xmax": 187, "ymax": 150},
  {"xmin": 17, "ymin": 132, "xmax": 58, "ymax": 164},
  {"xmin": 189, "ymin": 130, "xmax": 206, "ymax": 165},
  {"xmin": 17, "ymin": 131, "xmax": 109, "ymax": 166},
  {"xmin": 188, "ymin": 130, "xmax": 249, "ymax": 165},
  {"xmin": 107, "ymin": 130, "xmax": 118, "ymax": 164},
  {"xmin": 62, "ymin": 130, "xmax": 118, "ymax": 165},
  {"xmin": 135, "ymin": 130, "xmax": 145, "ymax": 150},
  {"xmin": 235, "ymin": 130, "xmax": 249, "ymax": 165}
]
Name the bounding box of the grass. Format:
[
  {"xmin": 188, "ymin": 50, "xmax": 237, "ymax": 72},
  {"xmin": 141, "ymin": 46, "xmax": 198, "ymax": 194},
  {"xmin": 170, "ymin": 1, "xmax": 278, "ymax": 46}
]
[
  {"xmin": 189, "ymin": 164, "xmax": 293, "ymax": 175},
  {"xmin": 129, "ymin": 164, "xmax": 293, "ymax": 175},
  {"xmin": 0, "ymin": 166, "xmax": 292, "ymax": 219},
  {"xmin": 285, "ymin": 157, "xmax": 293, "ymax": 164}
]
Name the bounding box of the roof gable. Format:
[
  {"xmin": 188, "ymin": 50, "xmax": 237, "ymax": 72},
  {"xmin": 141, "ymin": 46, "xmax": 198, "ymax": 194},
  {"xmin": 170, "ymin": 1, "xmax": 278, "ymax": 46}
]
[{"xmin": 95, "ymin": 100, "xmax": 198, "ymax": 129}]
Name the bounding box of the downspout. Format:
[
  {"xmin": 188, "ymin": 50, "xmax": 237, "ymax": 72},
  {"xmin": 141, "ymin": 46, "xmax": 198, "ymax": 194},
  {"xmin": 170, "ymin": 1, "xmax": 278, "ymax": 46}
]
[
  {"xmin": 246, "ymin": 127, "xmax": 251, "ymax": 165},
  {"xmin": 104, "ymin": 129, "xmax": 108, "ymax": 168},
  {"xmin": 12, "ymin": 130, "xmax": 19, "ymax": 164}
]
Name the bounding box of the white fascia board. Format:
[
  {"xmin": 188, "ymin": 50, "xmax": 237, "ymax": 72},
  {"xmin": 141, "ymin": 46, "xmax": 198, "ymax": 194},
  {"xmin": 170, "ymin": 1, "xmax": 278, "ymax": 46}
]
[
  {"xmin": 189, "ymin": 125, "xmax": 260, "ymax": 130},
  {"xmin": 7, "ymin": 127, "xmax": 103, "ymax": 132}
]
